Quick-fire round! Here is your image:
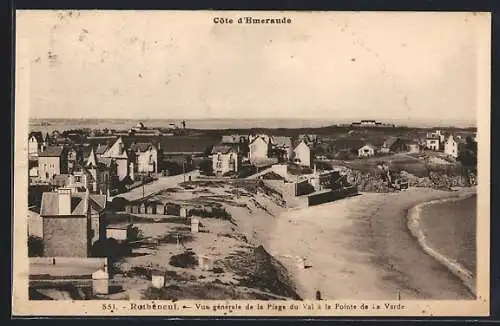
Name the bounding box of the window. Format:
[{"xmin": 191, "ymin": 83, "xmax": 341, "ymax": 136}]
[{"xmin": 74, "ymin": 176, "xmax": 81, "ymax": 182}]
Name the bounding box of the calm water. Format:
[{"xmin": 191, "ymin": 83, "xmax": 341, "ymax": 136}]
[
  {"xmin": 29, "ymin": 118, "xmax": 339, "ymax": 134},
  {"xmin": 419, "ymin": 195, "xmax": 477, "ymax": 276}
]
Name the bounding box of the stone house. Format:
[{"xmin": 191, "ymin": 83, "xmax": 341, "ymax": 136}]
[
  {"xmin": 211, "ymin": 143, "xmax": 239, "ymax": 176},
  {"xmin": 38, "ymin": 146, "xmax": 68, "ymax": 182},
  {"xmin": 444, "ymin": 135, "xmax": 467, "ymax": 158},
  {"xmin": 293, "ymin": 140, "xmax": 312, "ymax": 167},
  {"xmin": 40, "ymin": 188, "xmax": 107, "ymax": 257}
]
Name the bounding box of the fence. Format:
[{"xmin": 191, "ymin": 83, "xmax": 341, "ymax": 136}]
[{"xmin": 307, "ymin": 186, "xmax": 358, "ymax": 207}]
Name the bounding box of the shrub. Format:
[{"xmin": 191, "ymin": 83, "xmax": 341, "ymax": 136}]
[{"xmin": 169, "ymin": 251, "xmax": 198, "ymax": 268}]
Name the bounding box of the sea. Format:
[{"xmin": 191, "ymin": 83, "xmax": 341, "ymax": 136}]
[
  {"xmin": 419, "ymin": 195, "xmax": 477, "ymax": 278},
  {"xmin": 28, "ymin": 118, "xmax": 474, "ymax": 134}
]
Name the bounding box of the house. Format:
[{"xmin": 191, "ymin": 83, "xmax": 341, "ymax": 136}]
[
  {"xmin": 101, "ymin": 137, "xmax": 134, "ymax": 181},
  {"xmin": 222, "ymin": 134, "xmax": 248, "ymax": 144},
  {"xmin": 380, "ymin": 137, "xmax": 399, "ymax": 154},
  {"xmin": 249, "ymin": 136, "xmax": 271, "ymax": 162},
  {"xmin": 270, "ymin": 136, "xmax": 293, "ymax": 161},
  {"xmin": 84, "ymin": 147, "xmax": 116, "ymax": 195},
  {"xmin": 38, "ymin": 146, "xmax": 68, "ymax": 182},
  {"xmin": 444, "ymin": 135, "xmax": 467, "ymax": 158},
  {"xmin": 128, "ymin": 142, "xmax": 158, "ymax": 175},
  {"xmin": 297, "ymin": 134, "xmax": 317, "ymax": 146},
  {"xmin": 293, "ymin": 140, "xmax": 312, "ymax": 167},
  {"xmin": 28, "ymin": 132, "xmax": 46, "ymax": 158},
  {"xmin": 40, "ymin": 188, "xmax": 107, "ymax": 257},
  {"xmin": 382, "ymin": 137, "xmax": 420, "ymax": 154},
  {"xmin": 211, "ymin": 143, "xmax": 239, "ymax": 176},
  {"xmin": 425, "ymin": 136, "xmax": 440, "ymax": 151},
  {"xmin": 66, "ymin": 146, "xmax": 82, "ymax": 173},
  {"xmin": 358, "ymin": 144, "xmax": 376, "ymax": 157}
]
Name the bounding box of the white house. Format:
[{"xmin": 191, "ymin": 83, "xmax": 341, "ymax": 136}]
[
  {"xmin": 249, "ymin": 136, "xmax": 270, "ymax": 162},
  {"xmin": 425, "ymin": 137, "xmax": 441, "ymax": 151},
  {"xmin": 28, "ymin": 132, "xmax": 46, "ymax": 158},
  {"xmin": 444, "ymin": 135, "xmax": 467, "ymax": 158},
  {"xmin": 101, "ymin": 137, "xmax": 133, "ymax": 181},
  {"xmin": 211, "ymin": 144, "xmax": 239, "ymax": 176},
  {"xmin": 293, "ymin": 140, "xmax": 311, "ymax": 167},
  {"xmin": 130, "ymin": 143, "xmax": 158, "ymax": 174},
  {"xmin": 358, "ymin": 144, "xmax": 376, "ymax": 158}
]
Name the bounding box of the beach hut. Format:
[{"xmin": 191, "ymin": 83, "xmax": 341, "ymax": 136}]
[
  {"xmin": 180, "ymin": 207, "xmax": 188, "ymax": 218},
  {"xmin": 139, "ymin": 203, "xmax": 146, "ymax": 214},
  {"xmin": 151, "ymin": 271, "xmax": 165, "ymax": 289},
  {"xmin": 132, "ymin": 204, "xmax": 139, "ymax": 214},
  {"xmin": 92, "ymin": 269, "xmax": 109, "ymax": 295},
  {"xmin": 157, "ymin": 203, "xmax": 165, "ymax": 215},
  {"xmin": 147, "ymin": 204, "xmax": 155, "ymax": 214}
]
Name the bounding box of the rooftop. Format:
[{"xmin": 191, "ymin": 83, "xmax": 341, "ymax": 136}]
[
  {"xmin": 39, "ymin": 146, "xmax": 65, "ymax": 157},
  {"xmin": 40, "ymin": 191, "xmax": 106, "ymax": 217}
]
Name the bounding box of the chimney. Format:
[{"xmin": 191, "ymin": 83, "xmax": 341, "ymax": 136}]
[{"xmin": 57, "ymin": 188, "xmax": 72, "ymax": 215}]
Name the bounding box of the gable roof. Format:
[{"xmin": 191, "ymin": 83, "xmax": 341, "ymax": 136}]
[
  {"xmin": 129, "ymin": 142, "xmax": 155, "ymax": 153},
  {"xmin": 39, "ymin": 146, "xmax": 65, "ymax": 157},
  {"xmin": 249, "ymin": 136, "xmax": 269, "ymax": 145},
  {"xmin": 270, "ymin": 136, "xmax": 292, "ymax": 148},
  {"xmin": 29, "ymin": 132, "xmax": 44, "ymax": 143},
  {"xmin": 211, "ymin": 143, "xmax": 239, "ymax": 155},
  {"xmin": 40, "ymin": 191, "xmax": 106, "ymax": 216}
]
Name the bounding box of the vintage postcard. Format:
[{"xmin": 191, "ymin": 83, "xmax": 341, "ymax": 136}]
[{"xmin": 13, "ymin": 10, "xmax": 491, "ymax": 317}]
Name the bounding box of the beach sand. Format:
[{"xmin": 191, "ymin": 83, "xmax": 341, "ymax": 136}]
[{"xmin": 230, "ymin": 187, "xmax": 476, "ymax": 301}]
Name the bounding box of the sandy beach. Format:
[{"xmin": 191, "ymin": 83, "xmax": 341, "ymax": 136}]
[{"xmin": 230, "ymin": 187, "xmax": 476, "ymax": 301}]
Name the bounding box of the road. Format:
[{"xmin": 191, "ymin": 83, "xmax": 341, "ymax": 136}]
[{"xmin": 110, "ymin": 170, "xmax": 200, "ymax": 202}]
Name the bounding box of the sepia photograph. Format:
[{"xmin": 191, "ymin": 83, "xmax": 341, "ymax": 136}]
[{"xmin": 13, "ymin": 10, "xmax": 490, "ymax": 316}]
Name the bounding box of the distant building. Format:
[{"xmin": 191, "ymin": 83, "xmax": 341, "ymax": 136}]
[
  {"xmin": 38, "ymin": 146, "xmax": 68, "ymax": 182},
  {"xmin": 297, "ymin": 134, "xmax": 317, "ymax": 146},
  {"xmin": 129, "ymin": 142, "xmax": 158, "ymax": 175},
  {"xmin": 425, "ymin": 136, "xmax": 440, "ymax": 151},
  {"xmin": 28, "ymin": 132, "xmax": 46, "ymax": 158},
  {"xmin": 222, "ymin": 134, "xmax": 249, "ymax": 144},
  {"xmin": 351, "ymin": 120, "xmax": 395, "ymax": 128},
  {"xmin": 381, "ymin": 137, "xmax": 420, "ymax": 154},
  {"xmin": 293, "ymin": 140, "xmax": 312, "ymax": 167},
  {"xmin": 270, "ymin": 136, "xmax": 293, "ymax": 161},
  {"xmin": 249, "ymin": 136, "xmax": 271, "ymax": 162},
  {"xmin": 211, "ymin": 144, "xmax": 240, "ymax": 176},
  {"xmin": 444, "ymin": 135, "xmax": 467, "ymax": 158},
  {"xmin": 358, "ymin": 144, "xmax": 376, "ymax": 157},
  {"xmin": 101, "ymin": 137, "xmax": 134, "ymax": 181},
  {"xmin": 40, "ymin": 188, "xmax": 107, "ymax": 257}
]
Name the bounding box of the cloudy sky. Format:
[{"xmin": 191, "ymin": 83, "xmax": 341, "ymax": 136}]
[{"xmin": 16, "ymin": 11, "xmax": 488, "ymax": 126}]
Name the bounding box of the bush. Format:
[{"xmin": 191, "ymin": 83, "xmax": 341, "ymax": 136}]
[{"xmin": 169, "ymin": 251, "xmax": 198, "ymax": 268}]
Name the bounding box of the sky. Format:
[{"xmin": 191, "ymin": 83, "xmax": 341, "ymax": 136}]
[{"xmin": 16, "ymin": 10, "xmax": 488, "ymax": 126}]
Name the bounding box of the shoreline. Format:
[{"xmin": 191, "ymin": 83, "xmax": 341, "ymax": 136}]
[
  {"xmin": 252, "ymin": 187, "xmax": 476, "ymax": 300},
  {"xmin": 406, "ymin": 190, "xmax": 477, "ymax": 296}
]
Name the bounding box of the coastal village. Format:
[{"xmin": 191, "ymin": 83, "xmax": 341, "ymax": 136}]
[{"xmin": 27, "ymin": 119, "xmax": 478, "ymax": 300}]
